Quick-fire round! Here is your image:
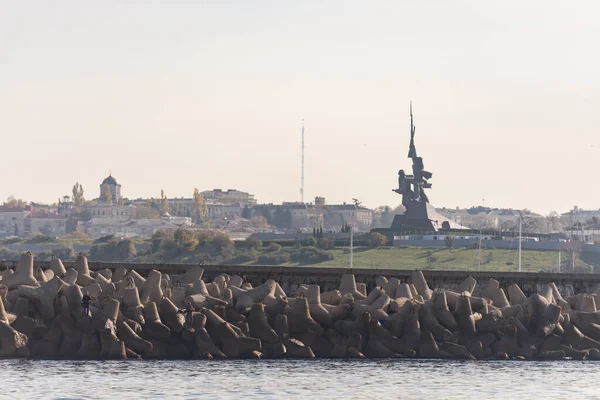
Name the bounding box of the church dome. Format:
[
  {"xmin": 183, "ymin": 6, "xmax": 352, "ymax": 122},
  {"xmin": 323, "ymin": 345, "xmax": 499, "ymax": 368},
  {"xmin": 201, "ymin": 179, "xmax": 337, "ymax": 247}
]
[{"xmin": 102, "ymin": 175, "xmax": 118, "ymax": 186}]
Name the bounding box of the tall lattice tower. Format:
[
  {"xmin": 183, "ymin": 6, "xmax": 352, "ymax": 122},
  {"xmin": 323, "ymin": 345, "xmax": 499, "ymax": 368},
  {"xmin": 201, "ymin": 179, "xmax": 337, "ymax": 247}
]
[{"xmin": 300, "ymin": 119, "xmax": 305, "ymax": 204}]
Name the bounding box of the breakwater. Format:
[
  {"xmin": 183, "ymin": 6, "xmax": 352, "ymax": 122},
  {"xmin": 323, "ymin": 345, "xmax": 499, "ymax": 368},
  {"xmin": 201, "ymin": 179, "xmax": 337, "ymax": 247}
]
[
  {"xmin": 3, "ymin": 253, "xmax": 600, "ymax": 360},
  {"xmin": 6, "ymin": 259, "xmax": 600, "ymax": 295}
]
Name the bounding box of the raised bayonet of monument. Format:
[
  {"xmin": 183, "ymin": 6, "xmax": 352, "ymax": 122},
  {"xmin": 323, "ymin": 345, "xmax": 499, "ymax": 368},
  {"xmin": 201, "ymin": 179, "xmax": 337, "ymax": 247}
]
[{"xmin": 394, "ymin": 102, "xmax": 432, "ymax": 206}]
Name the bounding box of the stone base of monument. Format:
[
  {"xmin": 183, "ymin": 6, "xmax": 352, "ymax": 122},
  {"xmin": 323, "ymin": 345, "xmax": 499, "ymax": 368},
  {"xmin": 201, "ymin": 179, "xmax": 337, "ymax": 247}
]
[{"xmin": 390, "ymin": 201, "xmax": 467, "ymax": 232}]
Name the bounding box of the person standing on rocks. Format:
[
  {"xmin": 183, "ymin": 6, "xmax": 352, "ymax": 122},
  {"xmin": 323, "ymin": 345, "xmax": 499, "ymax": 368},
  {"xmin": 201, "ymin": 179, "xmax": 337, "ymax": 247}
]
[
  {"xmin": 82, "ymin": 291, "xmax": 91, "ymax": 318},
  {"xmin": 179, "ymin": 302, "xmax": 195, "ymax": 331}
]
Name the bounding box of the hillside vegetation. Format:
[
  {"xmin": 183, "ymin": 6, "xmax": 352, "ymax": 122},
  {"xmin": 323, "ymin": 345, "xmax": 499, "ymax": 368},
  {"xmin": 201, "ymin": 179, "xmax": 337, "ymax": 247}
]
[{"xmin": 0, "ymin": 230, "xmax": 597, "ymax": 273}]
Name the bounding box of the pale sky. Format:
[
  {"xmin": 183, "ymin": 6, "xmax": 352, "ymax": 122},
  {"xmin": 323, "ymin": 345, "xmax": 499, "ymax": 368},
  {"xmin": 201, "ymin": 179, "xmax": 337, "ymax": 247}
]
[{"xmin": 2, "ymin": 1, "xmax": 600, "ymax": 215}]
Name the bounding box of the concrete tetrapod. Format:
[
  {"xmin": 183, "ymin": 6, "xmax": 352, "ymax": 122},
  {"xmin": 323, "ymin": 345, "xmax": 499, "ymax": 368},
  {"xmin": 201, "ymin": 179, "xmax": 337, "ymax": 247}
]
[
  {"xmin": 338, "ymin": 274, "xmax": 366, "ymax": 300},
  {"xmin": 74, "ymin": 254, "xmax": 94, "ymax": 287},
  {"xmin": 248, "ymin": 303, "xmax": 279, "ymax": 344},
  {"xmin": 0, "ymin": 321, "xmax": 28, "ymax": 357},
  {"xmin": 411, "ymin": 270, "xmax": 433, "ymax": 300},
  {"xmin": 143, "ymin": 302, "xmax": 171, "ymax": 339},
  {"xmin": 141, "ymin": 270, "xmax": 163, "ymax": 305},
  {"xmin": 0, "ymin": 296, "xmax": 16, "ymax": 324},
  {"xmin": 2, "ymin": 253, "xmax": 40, "ymax": 290},
  {"xmin": 159, "ymin": 298, "xmax": 185, "ymax": 334},
  {"xmin": 17, "ymin": 276, "xmax": 65, "ymax": 320},
  {"xmin": 116, "ymin": 319, "xmax": 153, "ymax": 354},
  {"xmin": 432, "ymin": 291, "xmax": 457, "ymax": 330},
  {"xmin": 235, "ymin": 280, "xmax": 276, "ymax": 313},
  {"xmin": 10, "ymin": 253, "xmax": 600, "ymax": 362},
  {"xmin": 305, "ymin": 285, "xmax": 335, "ymax": 327}
]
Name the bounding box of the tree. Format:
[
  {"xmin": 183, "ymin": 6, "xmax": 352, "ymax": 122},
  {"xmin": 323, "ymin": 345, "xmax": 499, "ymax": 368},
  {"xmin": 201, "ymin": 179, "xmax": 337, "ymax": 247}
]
[
  {"xmin": 100, "ymin": 184, "xmax": 112, "ymax": 205},
  {"xmin": 546, "ymin": 211, "xmax": 563, "ymax": 233},
  {"xmin": 89, "ymin": 238, "xmax": 136, "ymax": 261},
  {"xmin": 173, "ymin": 229, "xmax": 199, "ymax": 252},
  {"xmin": 5, "ymin": 196, "xmax": 27, "ymax": 207},
  {"xmin": 242, "ymin": 205, "xmax": 251, "ymax": 219},
  {"xmin": 135, "ymin": 205, "xmax": 160, "ymax": 219},
  {"xmin": 369, "ymin": 232, "xmax": 388, "ymax": 247},
  {"xmin": 274, "ymin": 208, "xmax": 292, "ymax": 229},
  {"xmin": 72, "ymin": 182, "xmax": 85, "ymax": 206},
  {"xmin": 159, "ymin": 190, "xmax": 170, "ymax": 215},
  {"xmin": 210, "ymin": 232, "xmax": 233, "ymax": 250},
  {"xmin": 521, "ymin": 214, "xmax": 546, "ymax": 234},
  {"xmin": 192, "ymin": 188, "xmax": 208, "ymax": 223},
  {"xmin": 372, "ymin": 205, "xmax": 396, "ymax": 229},
  {"xmin": 249, "ymin": 216, "xmax": 269, "ymax": 228},
  {"xmin": 151, "ymin": 229, "xmax": 175, "ymax": 253},
  {"xmin": 262, "ymin": 208, "xmax": 273, "ymax": 224}
]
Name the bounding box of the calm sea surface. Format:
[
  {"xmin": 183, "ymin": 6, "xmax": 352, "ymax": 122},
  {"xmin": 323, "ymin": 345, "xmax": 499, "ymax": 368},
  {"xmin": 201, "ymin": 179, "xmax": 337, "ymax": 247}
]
[{"xmin": 1, "ymin": 359, "xmax": 599, "ymax": 400}]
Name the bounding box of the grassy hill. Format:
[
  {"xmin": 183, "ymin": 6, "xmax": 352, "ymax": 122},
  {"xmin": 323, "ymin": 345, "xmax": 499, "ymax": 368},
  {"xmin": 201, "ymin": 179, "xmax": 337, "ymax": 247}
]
[{"xmin": 278, "ymin": 246, "xmax": 597, "ymax": 273}]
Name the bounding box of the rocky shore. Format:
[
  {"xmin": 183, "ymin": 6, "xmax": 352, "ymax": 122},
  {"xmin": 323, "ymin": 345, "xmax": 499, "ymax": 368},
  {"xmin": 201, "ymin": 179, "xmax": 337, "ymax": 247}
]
[{"xmin": 2, "ymin": 252, "xmax": 600, "ymax": 360}]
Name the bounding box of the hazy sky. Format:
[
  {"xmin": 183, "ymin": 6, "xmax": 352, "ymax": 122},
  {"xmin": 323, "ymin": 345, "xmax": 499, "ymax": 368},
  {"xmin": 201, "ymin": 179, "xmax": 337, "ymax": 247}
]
[{"xmin": 2, "ymin": 1, "xmax": 600, "ymax": 214}]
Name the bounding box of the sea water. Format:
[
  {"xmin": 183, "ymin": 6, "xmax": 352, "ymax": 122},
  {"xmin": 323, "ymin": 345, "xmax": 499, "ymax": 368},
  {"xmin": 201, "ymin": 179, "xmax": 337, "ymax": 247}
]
[{"xmin": 2, "ymin": 359, "xmax": 599, "ymax": 399}]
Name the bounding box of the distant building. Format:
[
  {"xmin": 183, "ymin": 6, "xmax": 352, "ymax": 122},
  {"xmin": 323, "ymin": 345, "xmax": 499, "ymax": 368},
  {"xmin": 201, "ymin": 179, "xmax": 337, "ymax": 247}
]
[
  {"xmin": 437, "ymin": 208, "xmax": 498, "ymax": 230},
  {"xmin": 25, "ymin": 210, "xmax": 66, "ymax": 236},
  {"xmin": 561, "ymin": 206, "xmax": 600, "ymax": 226},
  {"xmin": 324, "ymin": 202, "xmax": 372, "ymax": 232},
  {"xmin": 248, "ymin": 197, "xmax": 373, "ymax": 232},
  {"xmin": 85, "ymin": 218, "xmax": 181, "ymax": 239},
  {"xmin": 161, "ymin": 213, "xmax": 192, "ymax": 227},
  {"xmin": 99, "ymin": 174, "xmax": 122, "ymax": 203},
  {"xmin": 0, "ymin": 205, "xmax": 32, "ymax": 237},
  {"xmin": 82, "ymin": 203, "xmax": 135, "ymax": 221},
  {"xmin": 201, "ymin": 189, "xmax": 257, "ymax": 206},
  {"xmin": 83, "ymin": 173, "xmax": 135, "ymax": 221},
  {"xmin": 207, "ymin": 202, "xmax": 244, "ymax": 219}
]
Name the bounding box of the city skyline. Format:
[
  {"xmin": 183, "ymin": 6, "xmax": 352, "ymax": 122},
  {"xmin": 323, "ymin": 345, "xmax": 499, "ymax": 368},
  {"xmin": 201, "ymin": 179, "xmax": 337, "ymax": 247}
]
[{"xmin": 3, "ymin": 1, "xmax": 600, "ymax": 214}]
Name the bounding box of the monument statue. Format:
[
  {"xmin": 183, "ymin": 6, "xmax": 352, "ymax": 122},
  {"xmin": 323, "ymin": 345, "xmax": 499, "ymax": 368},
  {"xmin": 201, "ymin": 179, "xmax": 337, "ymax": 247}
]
[
  {"xmin": 393, "ymin": 102, "xmax": 432, "ymax": 206},
  {"xmin": 383, "ymin": 103, "xmax": 467, "ymax": 232}
]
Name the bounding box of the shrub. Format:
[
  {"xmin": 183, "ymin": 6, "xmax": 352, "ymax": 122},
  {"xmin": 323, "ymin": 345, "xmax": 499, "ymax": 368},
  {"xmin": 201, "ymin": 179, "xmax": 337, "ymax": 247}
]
[
  {"xmin": 151, "ymin": 229, "xmax": 175, "ymax": 253},
  {"xmin": 94, "ymin": 234, "xmax": 116, "ymax": 244},
  {"xmin": 63, "ymin": 231, "xmax": 89, "ymax": 240},
  {"xmin": 444, "ymin": 235, "xmax": 455, "ymax": 248},
  {"xmin": 26, "ymin": 235, "xmax": 57, "ymax": 244},
  {"xmin": 369, "ymin": 232, "xmax": 388, "ymax": 248},
  {"xmin": 36, "ymin": 251, "xmax": 53, "ymax": 261},
  {"xmin": 0, "ymin": 247, "xmax": 20, "ymax": 260},
  {"xmin": 90, "ymin": 239, "xmax": 137, "ymax": 261},
  {"xmin": 291, "ymin": 246, "xmax": 335, "ymax": 264},
  {"xmin": 317, "ymin": 238, "xmax": 333, "ymax": 250},
  {"xmin": 239, "ymin": 236, "xmax": 262, "ymax": 249},
  {"xmin": 52, "ymin": 246, "xmax": 74, "ymax": 261},
  {"xmin": 266, "ymin": 242, "xmax": 282, "ymax": 252},
  {"xmin": 258, "ymin": 252, "xmax": 292, "ymax": 265},
  {"xmin": 301, "ymin": 237, "xmax": 317, "ymax": 247},
  {"xmin": 173, "ymin": 229, "xmax": 199, "ymax": 253},
  {"xmin": 210, "ymin": 232, "xmax": 233, "ymax": 251},
  {"xmin": 196, "ymin": 230, "xmax": 213, "ymax": 246},
  {"xmin": 227, "ymin": 249, "xmax": 258, "ymax": 264}
]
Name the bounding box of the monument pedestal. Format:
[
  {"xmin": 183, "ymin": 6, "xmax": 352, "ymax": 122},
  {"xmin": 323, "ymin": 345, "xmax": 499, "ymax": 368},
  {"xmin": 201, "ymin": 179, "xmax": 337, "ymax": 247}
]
[{"xmin": 390, "ymin": 201, "xmax": 465, "ymax": 232}]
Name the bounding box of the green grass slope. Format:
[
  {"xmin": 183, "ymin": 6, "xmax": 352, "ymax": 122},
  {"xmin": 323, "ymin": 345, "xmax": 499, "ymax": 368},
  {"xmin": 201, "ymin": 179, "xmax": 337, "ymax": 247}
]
[{"xmin": 280, "ymin": 246, "xmax": 593, "ymax": 272}]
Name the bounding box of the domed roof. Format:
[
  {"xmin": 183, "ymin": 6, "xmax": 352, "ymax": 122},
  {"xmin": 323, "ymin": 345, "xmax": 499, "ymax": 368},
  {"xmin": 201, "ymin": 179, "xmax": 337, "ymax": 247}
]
[{"xmin": 102, "ymin": 174, "xmax": 118, "ymax": 186}]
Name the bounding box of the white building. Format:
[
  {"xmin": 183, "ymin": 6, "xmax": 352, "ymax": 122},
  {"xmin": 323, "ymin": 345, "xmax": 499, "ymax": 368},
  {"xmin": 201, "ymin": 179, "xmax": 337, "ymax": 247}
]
[
  {"xmin": 201, "ymin": 189, "xmax": 257, "ymax": 206},
  {"xmin": 85, "ymin": 218, "xmax": 181, "ymax": 239},
  {"xmin": 0, "ymin": 205, "xmax": 31, "ymax": 237}
]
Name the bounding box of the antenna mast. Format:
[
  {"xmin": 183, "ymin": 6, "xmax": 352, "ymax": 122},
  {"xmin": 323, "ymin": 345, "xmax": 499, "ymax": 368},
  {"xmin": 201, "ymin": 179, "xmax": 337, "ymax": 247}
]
[{"xmin": 301, "ymin": 119, "xmax": 305, "ymax": 204}]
